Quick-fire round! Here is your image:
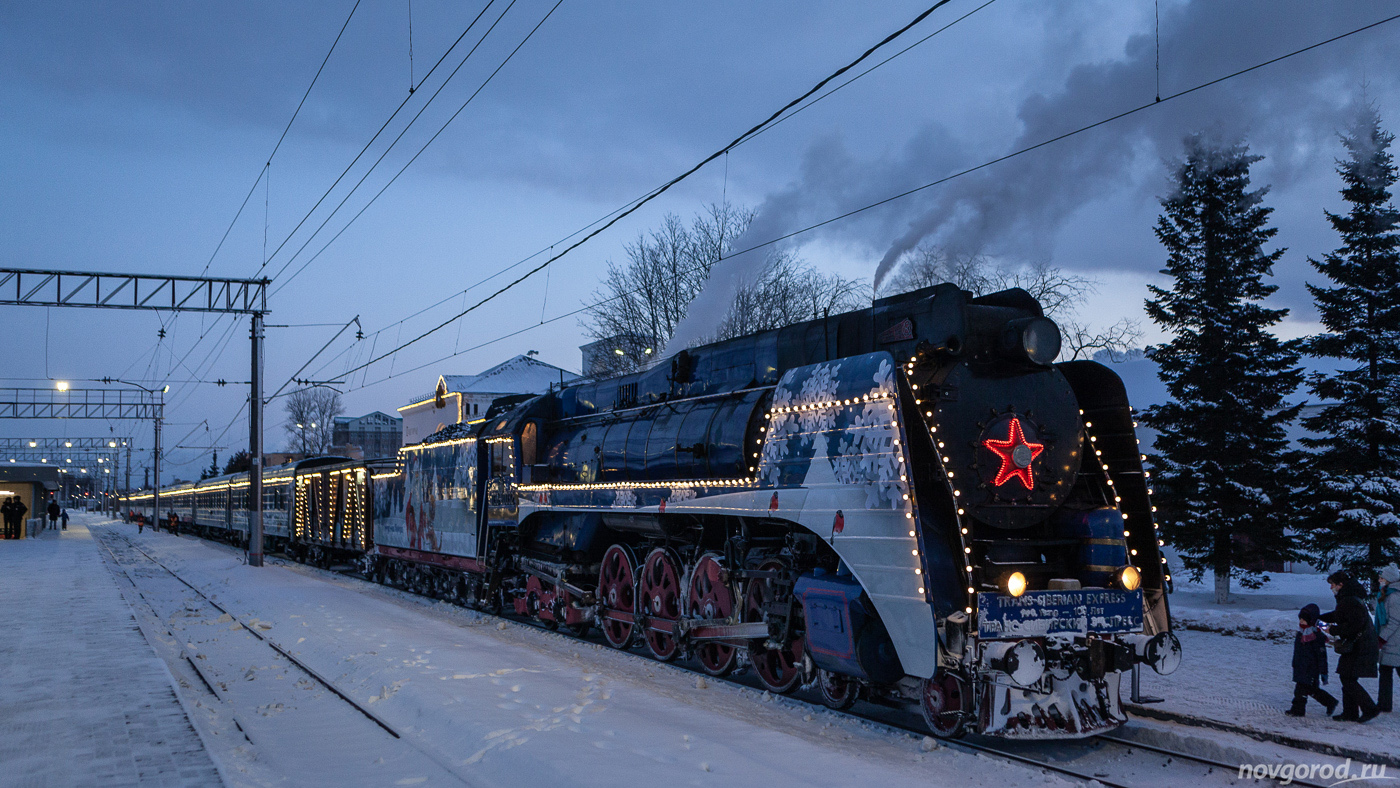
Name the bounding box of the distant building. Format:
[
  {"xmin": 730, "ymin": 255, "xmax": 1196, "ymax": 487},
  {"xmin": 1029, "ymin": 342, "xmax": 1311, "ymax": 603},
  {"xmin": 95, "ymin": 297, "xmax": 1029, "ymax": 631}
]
[
  {"xmin": 399, "ymin": 354, "xmax": 581, "ymax": 446},
  {"xmin": 332, "ymin": 411, "xmax": 402, "ymax": 459}
]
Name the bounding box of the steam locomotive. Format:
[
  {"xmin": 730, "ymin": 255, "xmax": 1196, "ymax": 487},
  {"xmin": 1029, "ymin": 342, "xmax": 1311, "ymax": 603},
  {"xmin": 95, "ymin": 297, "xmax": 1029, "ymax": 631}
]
[{"xmin": 127, "ymin": 282, "xmax": 1180, "ymax": 739}]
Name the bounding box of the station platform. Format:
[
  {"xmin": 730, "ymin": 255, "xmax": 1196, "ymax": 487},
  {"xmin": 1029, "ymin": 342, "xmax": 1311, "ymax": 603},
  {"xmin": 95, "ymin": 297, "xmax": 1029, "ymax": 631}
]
[{"xmin": 0, "ymin": 515, "xmax": 222, "ymax": 787}]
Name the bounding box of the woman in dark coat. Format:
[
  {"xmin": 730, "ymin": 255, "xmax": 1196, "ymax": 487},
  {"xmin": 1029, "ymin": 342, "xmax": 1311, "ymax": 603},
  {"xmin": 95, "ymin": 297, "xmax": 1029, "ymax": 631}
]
[{"xmin": 1318, "ymin": 571, "xmax": 1380, "ymax": 722}]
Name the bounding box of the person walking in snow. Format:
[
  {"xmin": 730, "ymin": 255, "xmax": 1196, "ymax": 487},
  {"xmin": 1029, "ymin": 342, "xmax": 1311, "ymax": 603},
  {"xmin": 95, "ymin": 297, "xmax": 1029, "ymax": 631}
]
[
  {"xmin": 1319, "ymin": 571, "xmax": 1380, "ymax": 722},
  {"xmin": 1379, "ymin": 564, "xmax": 1400, "ymax": 713},
  {"xmin": 46, "ymin": 499, "xmax": 60, "ymax": 531},
  {"xmin": 1286, "ymin": 603, "xmax": 1337, "ymax": 717},
  {"xmin": 60, "ymin": 507, "xmax": 69, "ymax": 531}
]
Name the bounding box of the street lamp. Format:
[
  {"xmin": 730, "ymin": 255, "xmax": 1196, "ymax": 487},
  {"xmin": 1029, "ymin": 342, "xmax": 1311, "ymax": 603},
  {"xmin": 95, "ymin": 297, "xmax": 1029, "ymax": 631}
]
[
  {"xmin": 56, "ymin": 381, "xmax": 69, "ymax": 392},
  {"xmin": 107, "ymin": 379, "xmax": 166, "ymax": 525}
]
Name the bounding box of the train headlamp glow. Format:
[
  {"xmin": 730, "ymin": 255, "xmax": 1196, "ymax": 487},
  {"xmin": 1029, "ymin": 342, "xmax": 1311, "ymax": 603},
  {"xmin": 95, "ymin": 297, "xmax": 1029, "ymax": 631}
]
[
  {"xmin": 1000, "ymin": 316, "xmax": 1062, "ymax": 366},
  {"xmin": 1116, "ymin": 565, "xmax": 1141, "ymax": 591},
  {"xmin": 1006, "ymin": 571, "xmax": 1027, "ymax": 597}
]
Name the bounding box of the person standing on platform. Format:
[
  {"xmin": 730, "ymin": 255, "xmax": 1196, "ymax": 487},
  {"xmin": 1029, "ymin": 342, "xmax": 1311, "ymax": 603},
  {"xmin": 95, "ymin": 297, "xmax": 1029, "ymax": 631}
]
[
  {"xmin": 1379, "ymin": 564, "xmax": 1400, "ymax": 713},
  {"xmin": 46, "ymin": 499, "xmax": 60, "ymax": 532},
  {"xmin": 1, "ymin": 497, "xmax": 13, "ymax": 539},
  {"xmin": 11, "ymin": 497, "xmax": 28, "ymax": 538},
  {"xmin": 1320, "ymin": 570, "xmax": 1381, "ymax": 722},
  {"xmin": 60, "ymin": 507, "xmax": 69, "ymax": 531}
]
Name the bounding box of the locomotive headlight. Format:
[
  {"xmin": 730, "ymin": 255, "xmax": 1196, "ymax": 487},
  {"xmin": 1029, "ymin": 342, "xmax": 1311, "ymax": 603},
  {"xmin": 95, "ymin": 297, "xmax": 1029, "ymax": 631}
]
[
  {"xmin": 1116, "ymin": 565, "xmax": 1141, "ymax": 591},
  {"xmin": 1000, "ymin": 316, "xmax": 1062, "ymax": 366},
  {"xmin": 1006, "ymin": 571, "xmax": 1027, "ymax": 597}
]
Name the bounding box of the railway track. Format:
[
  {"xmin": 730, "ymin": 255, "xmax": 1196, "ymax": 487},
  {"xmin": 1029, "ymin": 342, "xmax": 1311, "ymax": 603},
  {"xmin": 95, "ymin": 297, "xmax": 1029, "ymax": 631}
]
[
  {"xmin": 93, "ymin": 527, "xmax": 481, "ymax": 787},
  {"xmin": 101, "ymin": 522, "xmax": 1333, "ymax": 788}
]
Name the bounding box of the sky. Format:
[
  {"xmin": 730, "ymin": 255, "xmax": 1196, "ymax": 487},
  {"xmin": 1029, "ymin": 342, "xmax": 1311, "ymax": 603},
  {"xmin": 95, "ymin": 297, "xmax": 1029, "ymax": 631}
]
[{"xmin": 2, "ymin": 0, "xmax": 1398, "ymax": 484}]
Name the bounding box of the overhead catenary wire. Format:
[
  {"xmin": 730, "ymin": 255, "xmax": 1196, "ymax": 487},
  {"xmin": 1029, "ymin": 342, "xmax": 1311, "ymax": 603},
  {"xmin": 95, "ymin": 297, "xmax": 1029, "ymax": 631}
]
[
  {"xmin": 331, "ymin": 0, "xmax": 962, "ymax": 375},
  {"xmin": 332, "ymin": 10, "xmax": 1400, "ymax": 391},
  {"xmin": 252, "ymin": 0, "xmax": 502, "ymax": 280},
  {"xmin": 136, "ymin": 0, "xmax": 364, "ymax": 413},
  {"xmin": 269, "ymin": 0, "xmax": 565, "ymax": 294},
  {"xmin": 205, "ymin": 0, "xmax": 363, "ymax": 279},
  {"xmin": 304, "ymin": 0, "xmax": 994, "ymax": 380}
]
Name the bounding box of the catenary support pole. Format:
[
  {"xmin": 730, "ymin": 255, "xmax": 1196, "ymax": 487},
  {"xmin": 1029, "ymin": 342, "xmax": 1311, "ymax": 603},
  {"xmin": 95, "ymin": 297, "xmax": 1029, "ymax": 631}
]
[
  {"xmin": 153, "ymin": 394, "xmax": 162, "ymax": 528},
  {"xmin": 249, "ymin": 313, "xmax": 264, "ymax": 566}
]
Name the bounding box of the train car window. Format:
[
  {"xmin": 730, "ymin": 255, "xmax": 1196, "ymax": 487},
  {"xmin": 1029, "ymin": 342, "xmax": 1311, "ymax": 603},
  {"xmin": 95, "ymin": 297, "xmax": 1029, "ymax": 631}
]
[
  {"xmin": 542, "ymin": 429, "xmax": 573, "ymax": 482},
  {"xmin": 491, "ymin": 441, "xmax": 514, "ymax": 478},
  {"xmin": 521, "ymin": 422, "xmax": 538, "ymax": 467}
]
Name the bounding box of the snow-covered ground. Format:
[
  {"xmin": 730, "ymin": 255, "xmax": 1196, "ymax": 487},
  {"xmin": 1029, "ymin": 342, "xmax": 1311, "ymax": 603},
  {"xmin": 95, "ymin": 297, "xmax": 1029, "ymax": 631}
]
[
  {"xmin": 82, "ymin": 515, "xmax": 1075, "ymax": 788},
  {"xmin": 13, "ymin": 513, "xmax": 1396, "ymax": 787},
  {"xmin": 0, "ymin": 518, "xmax": 223, "ymax": 787},
  {"xmin": 1137, "ymin": 571, "xmax": 1399, "ymax": 761},
  {"xmin": 1168, "ymin": 571, "xmax": 1331, "ymax": 638}
]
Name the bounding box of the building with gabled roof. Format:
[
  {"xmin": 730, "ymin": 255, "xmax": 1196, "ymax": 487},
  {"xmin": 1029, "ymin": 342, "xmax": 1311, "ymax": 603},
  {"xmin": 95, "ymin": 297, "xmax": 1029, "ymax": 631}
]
[{"xmin": 398, "ymin": 354, "xmax": 580, "ymax": 445}]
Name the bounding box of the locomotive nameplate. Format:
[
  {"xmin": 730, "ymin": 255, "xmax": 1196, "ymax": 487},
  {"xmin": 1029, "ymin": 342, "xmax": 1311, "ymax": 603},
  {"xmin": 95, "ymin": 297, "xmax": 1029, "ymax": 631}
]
[{"xmin": 976, "ymin": 589, "xmax": 1143, "ymax": 639}]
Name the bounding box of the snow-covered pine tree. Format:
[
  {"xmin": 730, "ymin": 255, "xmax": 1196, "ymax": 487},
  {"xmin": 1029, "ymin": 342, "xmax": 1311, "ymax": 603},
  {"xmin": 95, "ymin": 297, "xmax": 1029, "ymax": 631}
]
[
  {"xmin": 1143, "ymin": 132, "xmax": 1304, "ymax": 604},
  {"xmin": 1301, "ymin": 103, "xmax": 1400, "ymax": 587}
]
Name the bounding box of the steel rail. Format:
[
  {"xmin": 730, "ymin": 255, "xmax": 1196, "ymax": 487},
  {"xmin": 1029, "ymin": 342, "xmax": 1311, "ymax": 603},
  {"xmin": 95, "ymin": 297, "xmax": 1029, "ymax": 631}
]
[{"xmin": 94, "ymin": 528, "xmax": 482, "ymax": 787}]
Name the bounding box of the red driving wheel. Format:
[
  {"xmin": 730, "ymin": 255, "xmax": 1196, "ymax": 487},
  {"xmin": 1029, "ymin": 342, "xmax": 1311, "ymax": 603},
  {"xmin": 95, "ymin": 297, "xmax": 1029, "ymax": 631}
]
[
  {"xmin": 597, "ymin": 544, "xmax": 636, "ymax": 649},
  {"xmin": 637, "ymin": 548, "xmax": 683, "ymax": 661},
  {"xmin": 743, "ymin": 561, "xmax": 804, "ymax": 693},
  {"xmin": 686, "ymin": 553, "xmax": 737, "ymax": 676},
  {"xmin": 920, "ymin": 670, "xmax": 969, "ymax": 739}
]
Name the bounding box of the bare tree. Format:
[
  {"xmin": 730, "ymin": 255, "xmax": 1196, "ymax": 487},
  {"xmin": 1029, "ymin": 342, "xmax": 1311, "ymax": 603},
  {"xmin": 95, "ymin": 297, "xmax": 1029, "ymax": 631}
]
[
  {"xmin": 716, "ymin": 251, "xmax": 868, "ymax": 339},
  {"xmin": 881, "ymin": 243, "xmax": 1142, "ymax": 361},
  {"xmin": 283, "ymin": 388, "xmax": 343, "ymax": 456},
  {"xmin": 583, "ymin": 203, "xmax": 868, "ymax": 376}
]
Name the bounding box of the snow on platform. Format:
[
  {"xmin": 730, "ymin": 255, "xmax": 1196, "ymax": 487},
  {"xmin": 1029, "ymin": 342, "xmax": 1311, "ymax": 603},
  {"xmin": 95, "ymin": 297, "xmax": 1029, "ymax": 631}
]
[
  {"xmin": 81, "ymin": 517, "xmax": 1065, "ymax": 788},
  {"xmin": 0, "ymin": 517, "xmax": 222, "ymax": 787},
  {"xmin": 1138, "ymin": 573, "xmax": 1399, "ymax": 762}
]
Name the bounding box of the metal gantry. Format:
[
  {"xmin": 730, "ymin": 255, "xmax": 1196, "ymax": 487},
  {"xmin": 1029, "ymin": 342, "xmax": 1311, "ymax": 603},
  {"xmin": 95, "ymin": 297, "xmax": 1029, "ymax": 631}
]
[
  {"xmin": 0, "ymin": 268, "xmax": 266, "ymax": 313},
  {"xmin": 0, "ymin": 437, "xmax": 130, "ymax": 450},
  {"xmin": 0, "ymin": 267, "xmax": 269, "ymax": 566},
  {"xmin": 0, "ymin": 388, "xmax": 161, "ymax": 420}
]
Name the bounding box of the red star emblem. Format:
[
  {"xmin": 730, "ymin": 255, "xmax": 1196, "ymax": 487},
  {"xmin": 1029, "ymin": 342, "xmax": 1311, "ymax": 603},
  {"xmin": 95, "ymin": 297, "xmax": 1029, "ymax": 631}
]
[{"xmin": 982, "ymin": 416, "xmax": 1044, "ymax": 489}]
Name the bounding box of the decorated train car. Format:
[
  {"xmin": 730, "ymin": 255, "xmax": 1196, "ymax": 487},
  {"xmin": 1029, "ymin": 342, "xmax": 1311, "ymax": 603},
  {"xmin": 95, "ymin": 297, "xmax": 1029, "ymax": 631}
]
[
  {"xmin": 125, "ymin": 457, "xmax": 382, "ymax": 562},
  {"xmin": 127, "ymin": 282, "xmax": 1180, "ymax": 740}
]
